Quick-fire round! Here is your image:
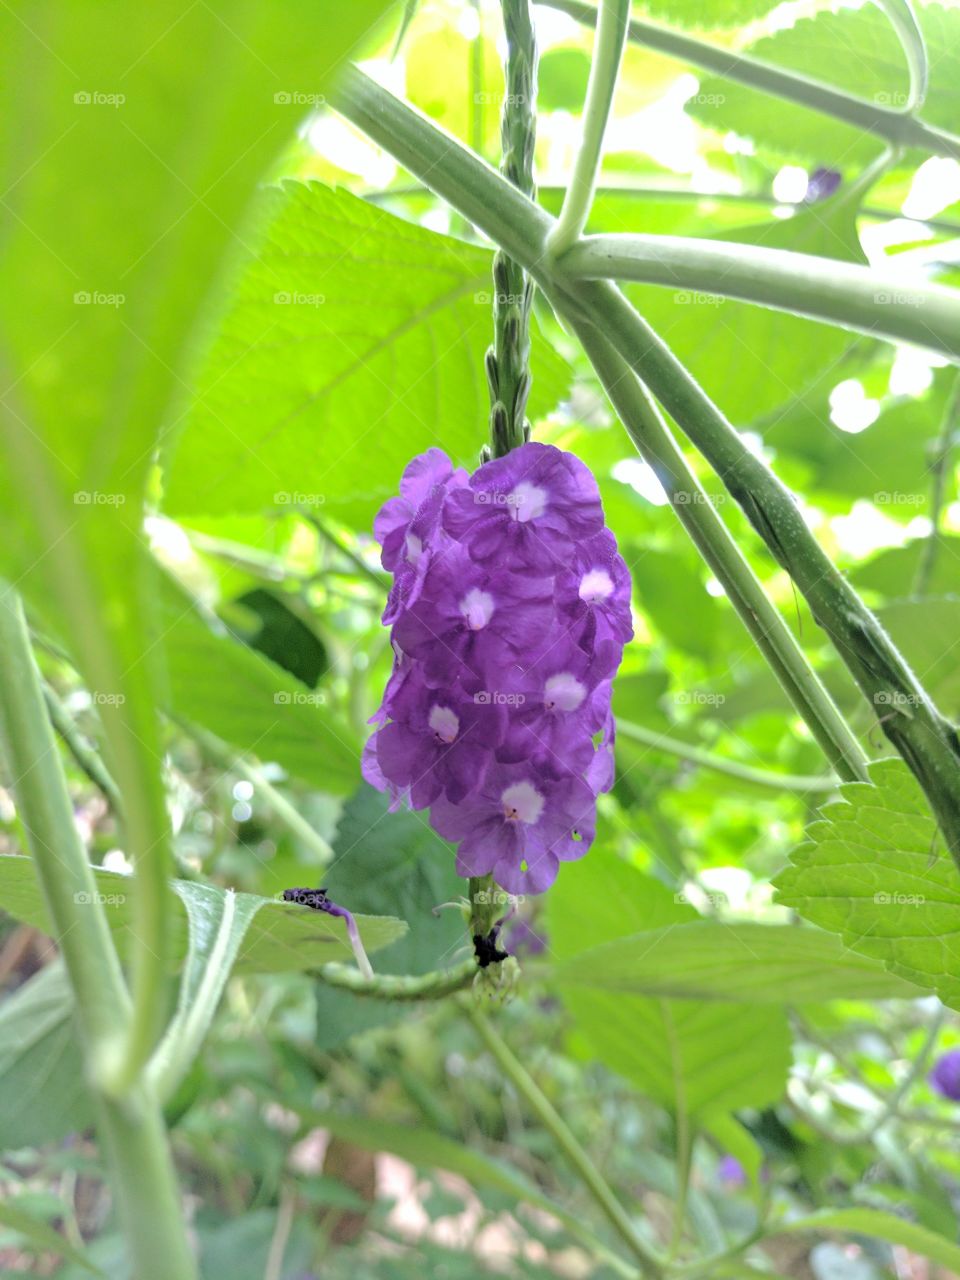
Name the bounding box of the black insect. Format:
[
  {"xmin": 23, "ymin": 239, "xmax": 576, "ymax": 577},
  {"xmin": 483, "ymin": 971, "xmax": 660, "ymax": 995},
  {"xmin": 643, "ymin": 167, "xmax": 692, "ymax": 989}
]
[
  {"xmin": 282, "ymin": 886, "xmax": 331, "ymax": 911},
  {"xmin": 473, "ymin": 927, "xmax": 509, "ymax": 968}
]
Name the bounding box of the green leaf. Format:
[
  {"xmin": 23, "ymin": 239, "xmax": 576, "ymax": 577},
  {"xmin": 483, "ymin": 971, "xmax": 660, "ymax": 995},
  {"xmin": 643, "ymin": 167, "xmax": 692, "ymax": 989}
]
[
  {"xmin": 637, "ymin": 0, "xmax": 780, "ymax": 28},
  {"xmin": 163, "ymin": 182, "xmax": 571, "ymax": 526},
  {"xmin": 313, "ymin": 785, "xmax": 466, "ymax": 1049},
  {"xmin": 851, "ymin": 540, "xmax": 960, "ymax": 600},
  {"xmin": 546, "ymin": 851, "xmax": 791, "ymax": 1117},
  {"xmin": 776, "ymin": 1208, "xmax": 960, "ymax": 1273},
  {"xmin": 877, "ymin": 597, "xmax": 960, "ymax": 710},
  {"xmin": 159, "ymin": 572, "xmax": 359, "ymax": 793},
  {"xmin": 774, "ymin": 759, "xmax": 960, "ymax": 1007},
  {"xmin": 0, "ymin": 962, "xmax": 92, "ymax": 1148},
  {"xmin": 0, "ymin": 855, "xmax": 406, "ymax": 974},
  {"xmin": 0, "ymin": 1199, "xmax": 103, "ymax": 1276},
  {"xmin": 549, "ymin": 921, "xmax": 921, "ymax": 1002},
  {"xmin": 688, "ymin": 5, "xmax": 960, "ymax": 165}
]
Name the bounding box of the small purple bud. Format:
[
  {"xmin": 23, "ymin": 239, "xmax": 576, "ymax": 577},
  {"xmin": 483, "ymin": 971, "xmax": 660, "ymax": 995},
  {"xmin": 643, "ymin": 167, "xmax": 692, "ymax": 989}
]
[
  {"xmin": 803, "ymin": 168, "xmax": 842, "ymax": 204},
  {"xmin": 930, "ymin": 1048, "xmax": 960, "ymax": 1100},
  {"xmin": 717, "ymin": 1155, "xmax": 747, "ymax": 1187}
]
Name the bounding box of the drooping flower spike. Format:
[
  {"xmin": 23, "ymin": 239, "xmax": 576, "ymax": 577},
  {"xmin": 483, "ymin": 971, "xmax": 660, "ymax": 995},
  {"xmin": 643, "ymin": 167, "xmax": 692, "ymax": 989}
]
[{"xmin": 363, "ymin": 442, "xmax": 632, "ymax": 895}]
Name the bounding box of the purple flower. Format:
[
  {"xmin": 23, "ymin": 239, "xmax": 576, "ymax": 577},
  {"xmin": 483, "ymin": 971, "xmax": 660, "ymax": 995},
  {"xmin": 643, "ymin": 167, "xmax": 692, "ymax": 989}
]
[
  {"xmin": 393, "ymin": 543, "xmax": 554, "ymax": 687},
  {"xmin": 366, "ymin": 675, "xmax": 507, "ymax": 809},
  {"xmin": 556, "ymin": 529, "xmax": 633, "ymax": 663},
  {"xmin": 374, "ymin": 449, "xmax": 468, "ymax": 624},
  {"xmin": 430, "ymin": 763, "xmax": 596, "ymax": 894},
  {"xmin": 930, "ymin": 1049, "xmax": 960, "ymax": 1100},
  {"xmin": 717, "ymin": 1156, "xmax": 747, "ymax": 1188},
  {"xmin": 364, "ymin": 443, "xmax": 631, "ymax": 897},
  {"xmin": 443, "ymin": 442, "xmax": 604, "ymax": 573}
]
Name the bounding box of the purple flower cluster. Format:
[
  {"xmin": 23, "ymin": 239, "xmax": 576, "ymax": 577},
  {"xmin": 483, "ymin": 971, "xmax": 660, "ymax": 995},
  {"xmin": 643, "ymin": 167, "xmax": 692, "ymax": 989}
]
[{"xmin": 363, "ymin": 443, "xmax": 632, "ymax": 896}]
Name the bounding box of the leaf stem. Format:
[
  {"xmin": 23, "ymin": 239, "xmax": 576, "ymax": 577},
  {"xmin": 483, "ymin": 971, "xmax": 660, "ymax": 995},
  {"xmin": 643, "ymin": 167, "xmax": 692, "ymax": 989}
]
[
  {"xmin": 914, "ymin": 374, "xmax": 960, "ymax": 595},
  {"xmin": 42, "ymin": 680, "xmax": 123, "ymax": 813},
  {"xmin": 547, "ymin": 0, "xmax": 629, "ymax": 257},
  {"xmin": 317, "ymin": 957, "xmax": 477, "ymax": 999},
  {"xmin": 873, "ymin": 0, "xmax": 928, "ymax": 112},
  {"xmin": 617, "ymin": 720, "xmax": 838, "ymax": 793},
  {"xmin": 538, "ymin": 0, "xmax": 960, "ymax": 161},
  {"xmin": 463, "ymin": 1001, "xmax": 664, "ymax": 1277}
]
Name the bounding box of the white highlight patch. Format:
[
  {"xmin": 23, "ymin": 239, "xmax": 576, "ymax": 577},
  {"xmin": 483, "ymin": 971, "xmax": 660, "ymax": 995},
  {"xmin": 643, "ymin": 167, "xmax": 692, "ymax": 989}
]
[
  {"xmin": 459, "ymin": 587, "xmax": 495, "ymax": 630},
  {"xmin": 501, "ymin": 781, "xmax": 545, "ymax": 825},
  {"xmin": 509, "ymin": 481, "xmax": 548, "ymax": 523},
  {"xmin": 428, "ymin": 704, "xmax": 459, "ymax": 744},
  {"xmin": 578, "ymin": 568, "xmax": 614, "ymax": 603},
  {"xmin": 544, "ymin": 672, "xmax": 587, "ymax": 713},
  {"xmin": 405, "ymin": 532, "xmax": 423, "ymax": 565}
]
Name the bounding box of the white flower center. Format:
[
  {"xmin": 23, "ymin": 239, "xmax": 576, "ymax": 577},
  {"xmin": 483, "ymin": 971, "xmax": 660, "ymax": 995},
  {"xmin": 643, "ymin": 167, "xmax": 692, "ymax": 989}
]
[
  {"xmin": 501, "ymin": 781, "xmax": 545, "ymax": 824},
  {"xmin": 459, "ymin": 587, "xmax": 495, "ymax": 630},
  {"xmin": 544, "ymin": 672, "xmax": 587, "ymax": 713},
  {"xmin": 509, "ymin": 481, "xmax": 548, "ymax": 524},
  {"xmin": 405, "ymin": 532, "xmax": 423, "ymax": 565},
  {"xmin": 579, "ymin": 568, "xmax": 614, "ymax": 603},
  {"xmin": 428, "ymin": 704, "xmax": 459, "ymax": 744}
]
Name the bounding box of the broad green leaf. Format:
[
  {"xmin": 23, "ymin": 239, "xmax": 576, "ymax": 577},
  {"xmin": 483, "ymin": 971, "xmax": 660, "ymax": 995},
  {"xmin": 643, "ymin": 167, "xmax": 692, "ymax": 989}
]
[
  {"xmin": 313, "ymin": 785, "xmax": 465, "ymax": 1049},
  {"xmin": 159, "ymin": 572, "xmax": 359, "ymax": 793},
  {"xmin": 877, "ymin": 597, "xmax": 960, "ymax": 711},
  {"xmin": 628, "ymin": 204, "xmax": 866, "ymax": 424},
  {"xmin": 549, "ymin": 921, "xmax": 921, "ymax": 1002},
  {"xmin": 774, "ymin": 759, "xmax": 960, "ymax": 1008},
  {"xmin": 164, "ymin": 182, "xmax": 571, "ymax": 526},
  {"xmin": 776, "ymin": 1209, "xmax": 960, "ymax": 1273},
  {"xmin": 0, "ymin": 1199, "xmax": 103, "ymax": 1275},
  {"xmin": 638, "ymin": 0, "xmax": 780, "ymax": 28},
  {"xmin": 688, "ymin": 5, "xmax": 960, "ymax": 166},
  {"xmin": 546, "ymin": 851, "xmax": 791, "ymax": 1117},
  {"xmin": 0, "ymin": 855, "xmax": 406, "ymax": 973},
  {"xmin": 0, "ymin": 961, "xmax": 92, "ymax": 1148},
  {"xmin": 852, "ymin": 540, "xmax": 960, "ymax": 600}
]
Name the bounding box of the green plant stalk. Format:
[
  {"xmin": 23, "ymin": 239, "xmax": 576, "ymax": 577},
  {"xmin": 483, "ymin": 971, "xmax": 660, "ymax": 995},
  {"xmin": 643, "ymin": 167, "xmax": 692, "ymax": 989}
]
[
  {"xmin": 569, "ymin": 325, "xmax": 867, "ymax": 782},
  {"xmin": 556, "ymin": 233, "xmax": 960, "ymax": 362},
  {"xmin": 873, "ymin": 0, "xmax": 928, "ymax": 111},
  {"xmin": 914, "ymin": 373, "xmax": 960, "ymax": 595},
  {"xmin": 42, "ymin": 680, "xmax": 123, "ymax": 813},
  {"xmin": 547, "ymin": 0, "xmax": 629, "ymax": 256},
  {"xmin": 539, "ymin": 0, "xmax": 960, "ymax": 161},
  {"xmin": 488, "ymin": 0, "xmax": 539, "ymax": 457},
  {"xmin": 0, "ymin": 585, "xmax": 195, "ymax": 1280},
  {"xmin": 331, "ymin": 69, "xmax": 960, "ymax": 846},
  {"xmin": 617, "ymin": 720, "xmax": 838, "ymax": 792},
  {"xmin": 317, "ymin": 957, "xmax": 478, "ymax": 999},
  {"xmin": 463, "ymin": 1001, "xmax": 663, "ymax": 1277}
]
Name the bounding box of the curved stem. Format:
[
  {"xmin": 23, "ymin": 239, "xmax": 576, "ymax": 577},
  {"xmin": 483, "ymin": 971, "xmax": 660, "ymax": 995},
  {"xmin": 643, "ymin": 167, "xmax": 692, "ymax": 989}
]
[
  {"xmin": 873, "ymin": 0, "xmax": 928, "ymax": 112},
  {"xmin": 317, "ymin": 957, "xmax": 477, "ymax": 999},
  {"xmin": 538, "ymin": 0, "xmax": 960, "ymax": 161},
  {"xmin": 42, "ymin": 680, "xmax": 123, "ymax": 813},
  {"xmin": 618, "ymin": 720, "xmax": 839, "ymax": 793},
  {"xmin": 547, "ymin": 0, "xmax": 629, "ymax": 256},
  {"xmin": 463, "ymin": 1000, "xmax": 664, "ymax": 1278},
  {"xmin": 914, "ymin": 374, "xmax": 960, "ymax": 595},
  {"xmin": 556, "ymin": 229, "xmax": 960, "ymax": 362}
]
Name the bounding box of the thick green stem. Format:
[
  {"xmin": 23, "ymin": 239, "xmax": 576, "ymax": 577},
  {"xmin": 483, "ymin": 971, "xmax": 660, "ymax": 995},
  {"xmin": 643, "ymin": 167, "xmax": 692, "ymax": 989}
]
[
  {"xmin": 547, "ymin": 0, "xmax": 629, "ymax": 256},
  {"xmin": 617, "ymin": 720, "xmax": 838, "ymax": 793},
  {"xmin": 556, "ymin": 234, "xmax": 960, "ymax": 363},
  {"xmin": 317, "ymin": 957, "xmax": 477, "ymax": 999},
  {"xmin": 463, "ymin": 1001, "xmax": 663, "ymax": 1277},
  {"xmin": 0, "ymin": 584, "xmax": 196, "ymax": 1280},
  {"xmin": 539, "ymin": 0, "xmax": 960, "ymax": 161},
  {"xmin": 873, "ymin": 0, "xmax": 928, "ymax": 112},
  {"xmin": 565, "ymin": 324, "xmax": 867, "ymax": 782},
  {"xmin": 489, "ymin": 0, "xmax": 539, "ymax": 457},
  {"xmin": 331, "ymin": 67, "xmax": 960, "ymax": 850},
  {"xmin": 42, "ymin": 680, "xmax": 123, "ymax": 813}
]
